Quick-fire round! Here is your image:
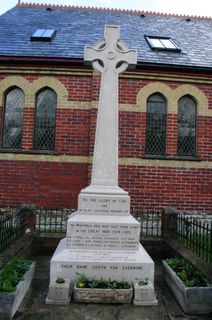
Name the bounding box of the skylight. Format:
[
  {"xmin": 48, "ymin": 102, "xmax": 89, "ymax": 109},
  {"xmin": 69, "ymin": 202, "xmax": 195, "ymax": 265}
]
[
  {"xmin": 30, "ymin": 29, "xmax": 56, "ymax": 42},
  {"xmin": 145, "ymin": 36, "xmax": 180, "ymax": 52}
]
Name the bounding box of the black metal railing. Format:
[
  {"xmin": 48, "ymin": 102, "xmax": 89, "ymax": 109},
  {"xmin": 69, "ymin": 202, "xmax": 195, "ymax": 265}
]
[
  {"xmin": 0, "ymin": 208, "xmax": 25, "ymax": 253},
  {"xmin": 35, "ymin": 207, "xmax": 75, "ymax": 233},
  {"xmin": 132, "ymin": 210, "xmax": 162, "ymax": 237},
  {"xmin": 176, "ymin": 214, "xmax": 212, "ymax": 263},
  {"xmin": 35, "ymin": 208, "xmax": 163, "ymax": 237},
  {"xmin": 1, "ymin": 206, "xmax": 211, "ymax": 265}
]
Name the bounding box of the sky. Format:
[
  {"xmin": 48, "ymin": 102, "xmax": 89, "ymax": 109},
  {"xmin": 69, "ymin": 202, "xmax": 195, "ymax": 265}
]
[{"xmin": 0, "ymin": 0, "xmax": 212, "ymax": 17}]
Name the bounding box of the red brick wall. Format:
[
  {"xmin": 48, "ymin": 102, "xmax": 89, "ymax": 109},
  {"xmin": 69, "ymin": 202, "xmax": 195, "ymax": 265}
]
[
  {"xmin": 0, "ymin": 160, "xmax": 88, "ymax": 208},
  {"xmin": 55, "ymin": 109, "xmax": 90, "ymax": 155},
  {"xmin": 119, "ymin": 166, "xmax": 212, "ymax": 212},
  {"xmin": 0, "ymin": 71, "xmax": 211, "ymax": 212}
]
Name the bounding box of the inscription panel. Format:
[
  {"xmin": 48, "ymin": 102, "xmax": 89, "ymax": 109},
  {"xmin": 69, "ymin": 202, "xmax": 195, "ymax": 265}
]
[
  {"xmin": 50, "ymin": 241, "xmax": 155, "ymax": 285},
  {"xmin": 50, "ymin": 246, "xmax": 154, "ymax": 285},
  {"xmin": 66, "ymin": 221, "xmax": 140, "ymax": 250},
  {"xmin": 78, "ymin": 194, "xmax": 130, "ymax": 215}
]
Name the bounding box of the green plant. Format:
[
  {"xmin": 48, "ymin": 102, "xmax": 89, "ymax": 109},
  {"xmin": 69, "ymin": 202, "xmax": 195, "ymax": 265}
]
[
  {"xmin": 76, "ymin": 272, "xmax": 88, "ymax": 288},
  {"xmin": 137, "ymin": 277, "xmax": 149, "ymax": 286},
  {"xmin": 0, "ymin": 258, "xmax": 32, "ymax": 292},
  {"xmin": 165, "ymin": 257, "xmax": 210, "ymax": 287},
  {"xmin": 107, "ymin": 279, "xmax": 118, "ymax": 289},
  {"xmin": 75, "ymin": 273, "xmax": 131, "ymax": 290},
  {"xmin": 56, "ymin": 277, "xmax": 65, "ymax": 284}
]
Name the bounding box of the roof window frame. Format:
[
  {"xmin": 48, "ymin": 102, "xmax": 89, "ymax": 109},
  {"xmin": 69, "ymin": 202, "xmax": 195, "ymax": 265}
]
[
  {"xmin": 30, "ymin": 29, "xmax": 56, "ymax": 42},
  {"xmin": 145, "ymin": 35, "xmax": 181, "ymax": 52}
]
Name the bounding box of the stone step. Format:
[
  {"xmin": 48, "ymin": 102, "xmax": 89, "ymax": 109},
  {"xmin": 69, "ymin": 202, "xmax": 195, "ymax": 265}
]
[
  {"xmin": 66, "ymin": 212, "xmax": 140, "ymax": 251},
  {"xmin": 50, "ymin": 239, "xmax": 154, "ymax": 285}
]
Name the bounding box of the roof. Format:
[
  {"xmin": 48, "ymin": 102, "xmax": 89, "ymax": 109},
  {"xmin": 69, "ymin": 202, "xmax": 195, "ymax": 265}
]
[{"xmin": 0, "ymin": 2, "xmax": 212, "ymax": 70}]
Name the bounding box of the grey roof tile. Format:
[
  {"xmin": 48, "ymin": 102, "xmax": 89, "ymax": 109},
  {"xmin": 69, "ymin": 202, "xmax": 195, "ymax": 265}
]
[{"xmin": 0, "ymin": 5, "xmax": 211, "ymax": 69}]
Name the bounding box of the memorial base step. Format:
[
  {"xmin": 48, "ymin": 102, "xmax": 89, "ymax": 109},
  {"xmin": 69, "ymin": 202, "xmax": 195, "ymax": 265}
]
[
  {"xmin": 66, "ymin": 212, "xmax": 140, "ymax": 251},
  {"xmin": 49, "ymin": 239, "xmax": 155, "ymax": 285}
]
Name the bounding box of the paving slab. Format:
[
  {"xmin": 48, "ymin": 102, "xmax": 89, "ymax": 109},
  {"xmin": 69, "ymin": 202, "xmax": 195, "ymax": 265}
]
[{"xmin": 13, "ymin": 255, "xmax": 212, "ymax": 320}]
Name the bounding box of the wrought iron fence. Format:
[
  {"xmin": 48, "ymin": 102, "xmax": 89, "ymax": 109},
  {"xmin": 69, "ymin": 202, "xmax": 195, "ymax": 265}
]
[
  {"xmin": 132, "ymin": 210, "xmax": 162, "ymax": 237},
  {"xmin": 176, "ymin": 214, "xmax": 212, "ymax": 263},
  {"xmin": 35, "ymin": 207, "xmax": 163, "ymax": 237},
  {"xmin": 0, "ymin": 208, "xmax": 25, "ymax": 253},
  {"xmin": 35, "ymin": 207, "xmax": 75, "ymax": 233},
  {"xmin": 1, "ymin": 206, "xmax": 211, "ymax": 265}
]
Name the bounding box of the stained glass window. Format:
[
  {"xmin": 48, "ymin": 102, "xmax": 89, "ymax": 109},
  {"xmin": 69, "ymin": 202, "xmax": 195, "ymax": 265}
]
[
  {"xmin": 34, "ymin": 88, "xmax": 57, "ymax": 150},
  {"xmin": 145, "ymin": 93, "xmax": 167, "ymax": 155},
  {"xmin": 2, "ymin": 87, "xmax": 24, "ymax": 149},
  {"xmin": 178, "ymin": 95, "xmax": 196, "ymax": 156}
]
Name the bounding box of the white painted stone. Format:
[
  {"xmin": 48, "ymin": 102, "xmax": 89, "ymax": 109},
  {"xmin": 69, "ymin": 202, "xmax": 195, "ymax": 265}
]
[
  {"xmin": 133, "ymin": 298, "xmax": 158, "ymax": 306},
  {"xmin": 47, "ymin": 279, "xmax": 71, "ymax": 301},
  {"xmin": 50, "ymin": 239, "xmax": 155, "ymax": 286},
  {"xmin": 84, "ymin": 25, "xmax": 136, "ymax": 188},
  {"xmin": 78, "ymin": 193, "xmax": 130, "ymax": 215},
  {"xmin": 133, "ymin": 280, "xmax": 158, "ymax": 306},
  {"xmin": 133, "ymin": 280, "xmax": 155, "ymax": 301},
  {"xmin": 47, "ymin": 26, "xmax": 157, "ymax": 305},
  {"xmin": 66, "ymin": 212, "xmax": 140, "ymax": 250}
]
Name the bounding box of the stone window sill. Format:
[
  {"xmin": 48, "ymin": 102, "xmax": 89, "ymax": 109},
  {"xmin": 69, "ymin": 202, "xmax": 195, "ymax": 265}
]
[
  {"xmin": 143, "ymin": 154, "xmax": 201, "ymax": 161},
  {"xmin": 0, "ymin": 149, "xmax": 60, "ymax": 155}
]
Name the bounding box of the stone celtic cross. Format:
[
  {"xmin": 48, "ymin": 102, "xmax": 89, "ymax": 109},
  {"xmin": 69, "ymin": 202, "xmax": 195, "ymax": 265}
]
[{"xmin": 84, "ymin": 25, "xmax": 137, "ymax": 190}]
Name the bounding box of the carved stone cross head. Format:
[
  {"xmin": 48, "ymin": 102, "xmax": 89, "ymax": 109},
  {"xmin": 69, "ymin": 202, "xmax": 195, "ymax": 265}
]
[
  {"xmin": 84, "ymin": 25, "xmax": 137, "ymax": 74},
  {"xmin": 83, "ymin": 25, "xmax": 137, "ymax": 189}
]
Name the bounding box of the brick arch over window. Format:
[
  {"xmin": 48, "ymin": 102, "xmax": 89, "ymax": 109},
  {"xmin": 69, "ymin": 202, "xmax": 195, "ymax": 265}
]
[
  {"xmin": 136, "ymin": 82, "xmax": 173, "ymax": 113},
  {"xmin": 2, "ymin": 86, "xmax": 25, "ymax": 149},
  {"xmin": 0, "ymin": 76, "xmax": 31, "ymax": 105},
  {"xmin": 34, "ymin": 87, "xmax": 57, "ymax": 150},
  {"xmin": 137, "ymin": 82, "xmax": 210, "ymax": 116},
  {"xmin": 173, "ymin": 84, "xmax": 209, "ymax": 116},
  {"xmin": 31, "ymin": 77, "xmax": 68, "ymax": 107}
]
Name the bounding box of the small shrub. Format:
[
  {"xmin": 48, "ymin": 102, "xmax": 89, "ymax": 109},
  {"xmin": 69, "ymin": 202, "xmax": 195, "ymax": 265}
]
[
  {"xmin": 0, "ymin": 258, "xmax": 32, "ymax": 292},
  {"xmin": 165, "ymin": 257, "xmax": 210, "ymax": 287},
  {"xmin": 76, "ymin": 273, "xmax": 131, "ymax": 290},
  {"xmin": 137, "ymin": 278, "xmax": 149, "ymax": 286},
  {"xmin": 56, "ymin": 277, "xmax": 65, "ymax": 284}
]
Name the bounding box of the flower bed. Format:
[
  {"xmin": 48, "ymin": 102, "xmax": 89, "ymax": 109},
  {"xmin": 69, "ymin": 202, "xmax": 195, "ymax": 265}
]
[
  {"xmin": 73, "ymin": 273, "xmax": 133, "ymax": 304},
  {"xmin": 162, "ymin": 257, "xmax": 212, "ymax": 314},
  {"xmin": 0, "ymin": 258, "xmax": 35, "ymax": 319}
]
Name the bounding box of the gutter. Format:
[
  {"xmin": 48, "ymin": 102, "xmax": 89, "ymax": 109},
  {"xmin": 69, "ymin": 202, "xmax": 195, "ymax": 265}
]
[{"xmin": 0, "ymin": 56, "xmax": 211, "ymax": 76}]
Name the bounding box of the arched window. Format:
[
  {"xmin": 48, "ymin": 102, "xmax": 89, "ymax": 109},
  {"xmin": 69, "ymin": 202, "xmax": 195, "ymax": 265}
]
[
  {"xmin": 145, "ymin": 93, "xmax": 167, "ymax": 155},
  {"xmin": 2, "ymin": 87, "xmax": 24, "ymax": 149},
  {"xmin": 178, "ymin": 95, "xmax": 196, "ymax": 156},
  {"xmin": 34, "ymin": 88, "xmax": 57, "ymax": 150}
]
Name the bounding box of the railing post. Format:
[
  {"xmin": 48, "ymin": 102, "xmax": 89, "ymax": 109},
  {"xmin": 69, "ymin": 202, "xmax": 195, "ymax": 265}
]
[
  {"xmin": 18, "ymin": 204, "xmax": 36, "ymax": 234},
  {"xmin": 162, "ymin": 207, "xmax": 178, "ymax": 238}
]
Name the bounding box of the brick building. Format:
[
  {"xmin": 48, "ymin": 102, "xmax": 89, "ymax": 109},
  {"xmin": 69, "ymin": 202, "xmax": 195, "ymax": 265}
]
[{"xmin": 0, "ymin": 2, "xmax": 211, "ymax": 212}]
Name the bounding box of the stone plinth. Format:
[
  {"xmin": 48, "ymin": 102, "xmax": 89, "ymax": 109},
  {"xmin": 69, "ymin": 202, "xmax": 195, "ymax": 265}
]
[
  {"xmin": 49, "ymin": 239, "xmax": 154, "ymax": 286},
  {"xmin": 133, "ymin": 280, "xmax": 158, "ymax": 306},
  {"xmin": 78, "ymin": 192, "xmax": 130, "ymax": 216},
  {"xmin": 66, "ymin": 212, "xmax": 140, "ymax": 251},
  {"xmin": 46, "ymin": 279, "xmax": 71, "ymax": 305}
]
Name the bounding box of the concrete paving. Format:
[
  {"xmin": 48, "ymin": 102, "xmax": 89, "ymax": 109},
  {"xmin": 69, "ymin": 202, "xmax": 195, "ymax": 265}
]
[{"xmin": 14, "ymin": 255, "xmax": 212, "ymax": 320}]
